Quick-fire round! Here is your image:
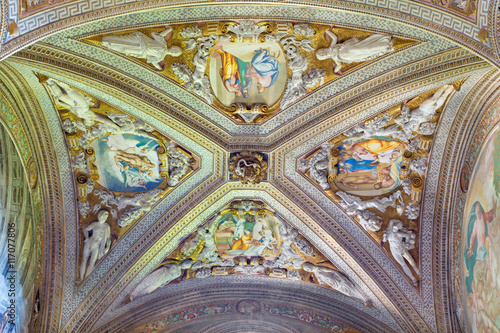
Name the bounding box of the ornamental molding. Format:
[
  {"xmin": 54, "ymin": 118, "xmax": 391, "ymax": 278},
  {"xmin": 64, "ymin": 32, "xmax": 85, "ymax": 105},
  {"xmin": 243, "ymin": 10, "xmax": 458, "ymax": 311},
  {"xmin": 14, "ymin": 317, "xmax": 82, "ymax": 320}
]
[
  {"xmin": 489, "ymin": 0, "xmax": 500, "ymax": 60},
  {"xmin": 97, "ymin": 281, "xmax": 393, "ymax": 332},
  {"xmin": 0, "ymin": 2, "xmax": 494, "ymax": 64}
]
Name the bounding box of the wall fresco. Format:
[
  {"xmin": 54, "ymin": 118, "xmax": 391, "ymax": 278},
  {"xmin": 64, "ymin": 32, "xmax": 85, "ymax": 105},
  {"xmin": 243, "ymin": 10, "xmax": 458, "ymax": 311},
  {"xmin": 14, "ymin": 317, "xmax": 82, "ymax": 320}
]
[
  {"xmin": 461, "ymin": 123, "xmax": 500, "ymax": 332},
  {"xmin": 335, "ymin": 138, "xmax": 406, "ymax": 196}
]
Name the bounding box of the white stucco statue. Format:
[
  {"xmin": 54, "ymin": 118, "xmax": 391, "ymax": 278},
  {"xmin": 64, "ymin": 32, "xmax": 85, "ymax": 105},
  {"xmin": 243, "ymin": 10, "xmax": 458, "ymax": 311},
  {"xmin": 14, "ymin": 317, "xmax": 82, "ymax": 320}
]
[
  {"xmin": 80, "ymin": 210, "xmax": 112, "ymax": 280},
  {"xmin": 270, "ymin": 223, "xmax": 304, "ymax": 269},
  {"xmin": 303, "ymin": 263, "xmax": 371, "ymax": 306},
  {"xmin": 129, "ymin": 259, "xmax": 193, "ymax": 301},
  {"xmin": 383, "ymin": 219, "xmax": 419, "ymax": 285},
  {"xmin": 397, "ymin": 85, "xmax": 454, "ymax": 140},
  {"xmin": 316, "ymin": 30, "xmax": 394, "ymax": 73},
  {"xmin": 44, "ymin": 79, "xmax": 93, "ymax": 126},
  {"xmin": 44, "ymin": 78, "xmax": 120, "ymax": 131},
  {"xmin": 102, "ymin": 27, "xmax": 182, "ymax": 70},
  {"xmin": 196, "ymin": 221, "xmax": 219, "ymax": 262}
]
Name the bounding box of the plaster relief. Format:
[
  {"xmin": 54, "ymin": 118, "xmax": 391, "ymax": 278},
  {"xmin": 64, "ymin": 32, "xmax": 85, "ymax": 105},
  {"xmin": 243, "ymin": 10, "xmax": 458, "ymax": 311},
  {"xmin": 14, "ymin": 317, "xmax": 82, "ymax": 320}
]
[
  {"xmin": 127, "ymin": 200, "xmax": 370, "ymax": 306},
  {"xmin": 82, "ymin": 21, "xmax": 417, "ymax": 123},
  {"xmin": 39, "ymin": 75, "xmax": 199, "ymax": 281},
  {"xmin": 299, "ymin": 81, "xmax": 463, "ymax": 285}
]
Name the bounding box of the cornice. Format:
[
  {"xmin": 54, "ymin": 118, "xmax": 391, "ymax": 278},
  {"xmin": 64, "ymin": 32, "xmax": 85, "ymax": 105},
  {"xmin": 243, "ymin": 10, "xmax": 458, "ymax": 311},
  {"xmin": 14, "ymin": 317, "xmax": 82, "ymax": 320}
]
[{"xmin": 0, "ymin": 1, "xmax": 495, "ymax": 65}]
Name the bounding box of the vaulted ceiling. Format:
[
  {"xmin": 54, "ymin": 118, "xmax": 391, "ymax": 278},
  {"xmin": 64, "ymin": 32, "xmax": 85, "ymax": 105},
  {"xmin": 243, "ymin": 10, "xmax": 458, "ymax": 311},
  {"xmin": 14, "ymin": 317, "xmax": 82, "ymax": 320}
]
[{"xmin": 1, "ymin": 1, "xmax": 500, "ymax": 333}]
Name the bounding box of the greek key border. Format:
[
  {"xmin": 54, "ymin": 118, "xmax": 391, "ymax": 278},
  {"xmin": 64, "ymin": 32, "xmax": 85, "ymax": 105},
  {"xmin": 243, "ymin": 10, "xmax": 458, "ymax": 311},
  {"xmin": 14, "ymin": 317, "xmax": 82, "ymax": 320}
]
[{"xmin": 0, "ymin": 1, "xmax": 493, "ymax": 64}]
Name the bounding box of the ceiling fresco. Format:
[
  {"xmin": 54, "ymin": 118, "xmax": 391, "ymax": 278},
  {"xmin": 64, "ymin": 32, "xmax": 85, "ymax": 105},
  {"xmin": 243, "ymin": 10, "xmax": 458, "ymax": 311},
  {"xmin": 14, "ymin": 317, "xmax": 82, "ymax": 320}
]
[{"xmin": 0, "ymin": 1, "xmax": 500, "ymax": 333}]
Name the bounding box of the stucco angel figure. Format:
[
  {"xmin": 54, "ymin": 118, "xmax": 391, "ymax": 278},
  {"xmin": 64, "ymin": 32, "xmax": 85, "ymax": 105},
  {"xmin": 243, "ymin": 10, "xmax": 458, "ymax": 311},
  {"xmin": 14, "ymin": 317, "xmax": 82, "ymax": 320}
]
[
  {"xmin": 102, "ymin": 27, "xmax": 182, "ymax": 70},
  {"xmin": 303, "ymin": 263, "xmax": 371, "ymax": 306},
  {"xmin": 272, "ymin": 223, "xmax": 304, "ymax": 268},
  {"xmin": 383, "ymin": 219, "xmax": 419, "ymax": 285},
  {"xmin": 80, "ymin": 210, "xmax": 112, "ymax": 280},
  {"xmin": 316, "ymin": 30, "xmax": 394, "ymax": 74},
  {"xmin": 129, "ymin": 259, "xmax": 193, "ymax": 301}
]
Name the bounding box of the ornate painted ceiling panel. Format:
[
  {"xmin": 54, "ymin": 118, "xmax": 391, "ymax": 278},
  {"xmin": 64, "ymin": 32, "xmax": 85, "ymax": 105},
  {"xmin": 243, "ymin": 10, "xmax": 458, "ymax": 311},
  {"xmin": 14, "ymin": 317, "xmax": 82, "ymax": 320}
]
[
  {"xmin": 0, "ymin": 2, "xmax": 499, "ymax": 333},
  {"xmin": 80, "ymin": 21, "xmax": 418, "ymax": 123}
]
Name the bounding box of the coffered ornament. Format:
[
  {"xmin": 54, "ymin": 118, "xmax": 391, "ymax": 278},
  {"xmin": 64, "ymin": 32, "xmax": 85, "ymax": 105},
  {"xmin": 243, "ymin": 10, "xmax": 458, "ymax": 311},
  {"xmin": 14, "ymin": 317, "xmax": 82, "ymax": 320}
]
[{"xmin": 82, "ymin": 21, "xmax": 416, "ymax": 123}]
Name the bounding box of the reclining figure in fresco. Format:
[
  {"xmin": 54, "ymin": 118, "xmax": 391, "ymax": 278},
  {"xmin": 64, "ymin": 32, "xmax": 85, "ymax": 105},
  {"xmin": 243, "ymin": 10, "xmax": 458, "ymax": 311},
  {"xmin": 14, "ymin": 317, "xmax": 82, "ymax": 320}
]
[
  {"xmin": 303, "ymin": 263, "xmax": 371, "ymax": 306},
  {"xmin": 80, "ymin": 210, "xmax": 112, "ymax": 280},
  {"xmin": 129, "ymin": 259, "xmax": 193, "ymax": 301},
  {"xmin": 383, "ymin": 219, "xmax": 419, "ymax": 285}
]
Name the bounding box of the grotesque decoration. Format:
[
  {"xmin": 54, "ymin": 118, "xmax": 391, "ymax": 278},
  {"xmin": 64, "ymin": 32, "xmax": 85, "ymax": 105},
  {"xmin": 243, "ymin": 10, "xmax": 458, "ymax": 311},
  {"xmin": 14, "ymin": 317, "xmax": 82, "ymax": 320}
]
[
  {"xmin": 80, "ymin": 210, "xmax": 112, "ymax": 280},
  {"xmin": 382, "ymin": 220, "xmax": 419, "ymax": 285},
  {"xmin": 316, "ymin": 30, "xmax": 394, "ymax": 74},
  {"xmin": 229, "ymin": 152, "xmax": 268, "ymax": 184},
  {"xmin": 129, "ymin": 259, "xmax": 193, "ymax": 301},
  {"xmin": 102, "ymin": 27, "xmax": 182, "ymax": 70}
]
